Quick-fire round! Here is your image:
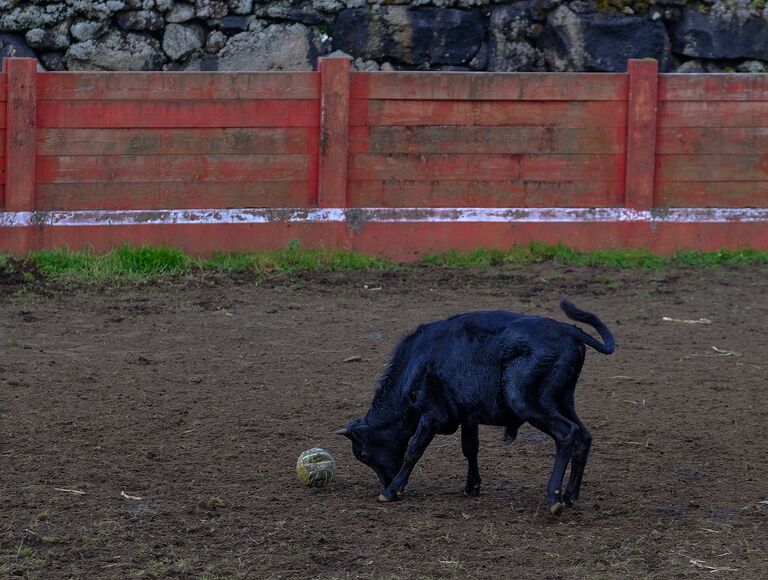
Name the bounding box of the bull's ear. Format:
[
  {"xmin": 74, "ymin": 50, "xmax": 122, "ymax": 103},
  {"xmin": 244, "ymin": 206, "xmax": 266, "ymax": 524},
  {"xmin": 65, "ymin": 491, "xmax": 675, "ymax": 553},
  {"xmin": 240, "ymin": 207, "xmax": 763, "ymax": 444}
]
[{"xmin": 335, "ymin": 428, "xmax": 352, "ymax": 439}]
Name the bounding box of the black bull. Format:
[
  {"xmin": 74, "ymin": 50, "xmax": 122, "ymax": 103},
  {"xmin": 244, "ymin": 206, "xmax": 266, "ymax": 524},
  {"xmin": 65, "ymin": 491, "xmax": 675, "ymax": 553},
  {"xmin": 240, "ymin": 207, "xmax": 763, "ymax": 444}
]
[{"xmin": 338, "ymin": 299, "xmax": 615, "ymax": 516}]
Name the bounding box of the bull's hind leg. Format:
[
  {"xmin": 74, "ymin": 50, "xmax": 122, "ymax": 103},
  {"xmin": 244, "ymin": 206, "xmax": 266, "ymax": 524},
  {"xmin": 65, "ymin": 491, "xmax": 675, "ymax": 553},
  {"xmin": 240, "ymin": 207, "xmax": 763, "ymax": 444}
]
[
  {"xmin": 526, "ymin": 413, "xmax": 580, "ymax": 516},
  {"xmin": 503, "ymin": 359, "xmax": 580, "ymax": 516},
  {"xmin": 563, "ymin": 423, "xmax": 591, "ymax": 506},
  {"xmin": 559, "ymin": 394, "xmax": 592, "ymax": 506},
  {"xmin": 461, "ymin": 422, "xmax": 481, "ymax": 497}
]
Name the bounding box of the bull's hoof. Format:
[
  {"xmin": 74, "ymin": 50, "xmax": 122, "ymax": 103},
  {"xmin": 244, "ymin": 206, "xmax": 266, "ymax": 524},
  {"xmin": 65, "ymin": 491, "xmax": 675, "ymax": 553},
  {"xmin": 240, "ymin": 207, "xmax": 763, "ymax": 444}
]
[
  {"xmin": 463, "ymin": 485, "xmax": 480, "ymax": 497},
  {"xmin": 378, "ymin": 490, "xmax": 398, "ymax": 502},
  {"xmin": 550, "ymin": 502, "xmax": 564, "ymax": 516}
]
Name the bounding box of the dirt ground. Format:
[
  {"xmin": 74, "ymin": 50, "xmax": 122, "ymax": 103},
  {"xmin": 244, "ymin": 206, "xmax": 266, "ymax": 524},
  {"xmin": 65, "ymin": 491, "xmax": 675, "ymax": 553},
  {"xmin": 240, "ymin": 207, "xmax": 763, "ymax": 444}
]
[{"xmin": 1, "ymin": 263, "xmax": 767, "ymax": 579}]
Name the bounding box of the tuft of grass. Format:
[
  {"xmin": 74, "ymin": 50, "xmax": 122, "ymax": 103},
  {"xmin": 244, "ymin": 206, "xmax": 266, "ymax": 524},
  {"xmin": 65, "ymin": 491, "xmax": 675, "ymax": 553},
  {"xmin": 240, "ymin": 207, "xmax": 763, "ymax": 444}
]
[
  {"xmin": 202, "ymin": 496, "xmax": 226, "ymax": 510},
  {"xmin": 20, "ymin": 242, "xmax": 392, "ymax": 283},
  {"xmin": 205, "ymin": 247, "xmax": 391, "ymax": 274},
  {"xmin": 670, "ymin": 248, "xmax": 768, "ymax": 267},
  {"xmin": 30, "ymin": 245, "xmax": 191, "ymax": 282},
  {"xmin": 421, "ymin": 243, "xmax": 768, "ymax": 270}
]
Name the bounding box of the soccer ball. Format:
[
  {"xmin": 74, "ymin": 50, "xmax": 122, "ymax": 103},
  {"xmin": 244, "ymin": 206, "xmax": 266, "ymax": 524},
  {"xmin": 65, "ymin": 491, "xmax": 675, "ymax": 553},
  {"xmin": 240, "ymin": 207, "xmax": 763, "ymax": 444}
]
[{"xmin": 296, "ymin": 448, "xmax": 335, "ymax": 488}]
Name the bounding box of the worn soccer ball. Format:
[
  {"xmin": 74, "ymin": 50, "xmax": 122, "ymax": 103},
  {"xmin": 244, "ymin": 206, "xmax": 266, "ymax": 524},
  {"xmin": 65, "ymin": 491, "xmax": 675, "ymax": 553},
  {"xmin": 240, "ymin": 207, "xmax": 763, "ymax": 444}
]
[{"xmin": 296, "ymin": 448, "xmax": 336, "ymax": 488}]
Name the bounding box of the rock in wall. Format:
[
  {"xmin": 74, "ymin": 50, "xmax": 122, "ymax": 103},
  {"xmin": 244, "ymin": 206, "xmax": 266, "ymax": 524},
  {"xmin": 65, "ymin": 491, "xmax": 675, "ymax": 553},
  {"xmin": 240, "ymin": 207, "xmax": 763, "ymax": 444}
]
[{"xmin": 1, "ymin": 0, "xmax": 767, "ymax": 73}]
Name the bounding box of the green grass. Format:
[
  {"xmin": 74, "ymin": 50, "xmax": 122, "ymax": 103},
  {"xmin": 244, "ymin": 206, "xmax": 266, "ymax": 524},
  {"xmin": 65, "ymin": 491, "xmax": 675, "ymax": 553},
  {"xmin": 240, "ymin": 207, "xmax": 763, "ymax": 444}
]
[
  {"xmin": 204, "ymin": 247, "xmax": 391, "ymax": 274},
  {"xmin": 421, "ymin": 243, "xmax": 768, "ymax": 270},
  {"xmin": 30, "ymin": 245, "xmax": 191, "ymax": 281},
  {"xmin": 0, "ymin": 242, "xmax": 766, "ymax": 285},
  {"xmin": 16, "ymin": 242, "xmax": 391, "ymax": 283}
]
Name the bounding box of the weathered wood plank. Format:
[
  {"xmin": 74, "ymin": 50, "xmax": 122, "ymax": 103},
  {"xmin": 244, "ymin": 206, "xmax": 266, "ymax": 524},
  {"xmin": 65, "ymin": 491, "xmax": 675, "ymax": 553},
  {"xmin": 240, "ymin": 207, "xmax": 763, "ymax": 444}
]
[
  {"xmin": 656, "ymin": 181, "xmax": 768, "ymax": 208},
  {"xmin": 6, "ymin": 221, "xmax": 767, "ymax": 260},
  {"xmin": 624, "ymin": 59, "xmax": 658, "ymax": 210},
  {"xmin": 348, "ymin": 179, "xmax": 624, "ymax": 207},
  {"xmin": 350, "ymin": 100, "xmax": 628, "ymax": 127},
  {"xmin": 349, "ymin": 126, "xmax": 625, "ymax": 154},
  {"xmin": 0, "ymin": 158, "xmax": 5, "ymax": 183},
  {"xmin": 36, "ymin": 154, "xmax": 310, "ymax": 183},
  {"xmin": 0, "ymin": 130, "xmax": 4, "ymax": 156},
  {"xmin": 658, "ymin": 101, "xmax": 768, "ymax": 127},
  {"xmin": 0, "ymin": 107, "xmax": 5, "ymax": 128},
  {"xmin": 4, "ymin": 58, "xmax": 37, "ymax": 212},
  {"xmin": 350, "ymin": 72, "xmax": 628, "ymax": 101},
  {"xmin": 349, "ymin": 153, "xmax": 520, "ymax": 181},
  {"xmin": 37, "ymin": 100, "xmax": 320, "ymax": 128},
  {"xmin": 520, "ymin": 154, "xmax": 624, "ymax": 181},
  {"xmin": 0, "ymin": 73, "xmax": 6, "ymax": 101},
  {"xmin": 349, "ymin": 153, "xmax": 623, "ymax": 182},
  {"xmin": 318, "ymin": 56, "xmax": 351, "ymax": 208},
  {"xmin": 659, "ymin": 74, "xmax": 768, "ymax": 101},
  {"xmin": 37, "ymin": 72, "xmax": 320, "ymax": 100},
  {"xmin": 657, "ymin": 127, "xmax": 768, "ymax": 155},
  {"xmin": 656, "ymin": 154, "xmax": 768, "ymax": 181},
  {"xmin": 37, "ymin": 127, "xmax": 318, "ymax": 155},
  {"xmin": 35, "ymin": 181, "xmax": 314, "ymax": 210}
]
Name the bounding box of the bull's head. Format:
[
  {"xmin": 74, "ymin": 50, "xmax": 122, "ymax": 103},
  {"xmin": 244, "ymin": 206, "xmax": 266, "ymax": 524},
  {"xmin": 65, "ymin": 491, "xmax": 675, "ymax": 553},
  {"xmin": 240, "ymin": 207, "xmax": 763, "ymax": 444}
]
[{"xmin": 337, "ymin": 417, "xmax": 405, "ymax": 491}]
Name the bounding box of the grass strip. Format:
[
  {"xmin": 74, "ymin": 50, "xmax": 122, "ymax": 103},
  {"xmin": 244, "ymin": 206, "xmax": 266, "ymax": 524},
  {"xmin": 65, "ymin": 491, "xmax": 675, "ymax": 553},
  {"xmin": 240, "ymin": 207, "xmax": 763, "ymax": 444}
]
[
  {"xmin": 421, "ymin": 243, "xmax": 768, "ymax": 269},
  {"xmin": 0, "ymin": 242, "xmax": 765, "ymax": 284}
]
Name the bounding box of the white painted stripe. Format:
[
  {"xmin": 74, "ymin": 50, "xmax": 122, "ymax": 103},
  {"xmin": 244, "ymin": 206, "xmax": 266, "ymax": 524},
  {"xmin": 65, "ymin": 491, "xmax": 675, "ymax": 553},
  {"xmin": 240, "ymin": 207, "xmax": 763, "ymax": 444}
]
[{"xmin": 0, "ymin": 207, "xmax": 767, "ymax": 227}]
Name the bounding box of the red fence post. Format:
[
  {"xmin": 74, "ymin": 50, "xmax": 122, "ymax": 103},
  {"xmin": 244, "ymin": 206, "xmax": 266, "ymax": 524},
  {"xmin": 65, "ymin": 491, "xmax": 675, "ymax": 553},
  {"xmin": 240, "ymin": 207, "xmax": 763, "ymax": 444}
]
[
  {"xmin": 624, "ymin": 59, "xmax": 659, "ymax": 210},
  {"xmin": 317, "ymin": 55, "xmax": 351, "ymax": 208},
  {"xmin": 4, "ymin": 58, "xmax": 37, "ymax": 213}
]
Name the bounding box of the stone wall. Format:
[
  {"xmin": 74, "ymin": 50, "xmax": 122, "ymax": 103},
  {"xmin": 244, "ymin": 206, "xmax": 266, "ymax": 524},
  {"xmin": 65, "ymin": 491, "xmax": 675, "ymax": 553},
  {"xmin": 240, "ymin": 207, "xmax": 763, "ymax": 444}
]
[{"xmin": 1, "ymin": 1, "xmax": 767, "ymax": 73}]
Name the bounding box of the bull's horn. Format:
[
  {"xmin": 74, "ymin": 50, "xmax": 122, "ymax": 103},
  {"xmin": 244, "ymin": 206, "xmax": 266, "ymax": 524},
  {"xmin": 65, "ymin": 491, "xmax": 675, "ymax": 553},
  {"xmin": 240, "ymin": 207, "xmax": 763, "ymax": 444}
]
[{"xmin": 335, "ymin": 428, "xmax": 349, "ymax": 436}]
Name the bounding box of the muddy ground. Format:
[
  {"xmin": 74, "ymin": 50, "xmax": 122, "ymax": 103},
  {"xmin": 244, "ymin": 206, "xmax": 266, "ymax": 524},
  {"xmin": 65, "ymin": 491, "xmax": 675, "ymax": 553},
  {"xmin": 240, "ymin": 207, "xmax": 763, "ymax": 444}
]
[{"xmin": 1, "ymin": 264, "xmax": 767, "ymax": 579}]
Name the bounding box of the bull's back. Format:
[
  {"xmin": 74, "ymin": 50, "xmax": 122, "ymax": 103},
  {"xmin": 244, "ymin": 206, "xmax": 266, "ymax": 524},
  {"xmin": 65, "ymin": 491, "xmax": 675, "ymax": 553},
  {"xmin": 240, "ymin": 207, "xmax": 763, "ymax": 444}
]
[{"xmin": 399, "ymin": 312, "xmax": 524, "ymax": 411}]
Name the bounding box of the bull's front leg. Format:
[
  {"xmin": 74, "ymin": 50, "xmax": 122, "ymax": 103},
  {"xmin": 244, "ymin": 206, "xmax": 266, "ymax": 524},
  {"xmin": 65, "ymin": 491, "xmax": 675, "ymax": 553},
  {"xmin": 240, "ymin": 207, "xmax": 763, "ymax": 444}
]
[
  {"xmin": 379, "ymin": 415, "xmax": 436, "ymax": 502},
  {"xmin": 461, "ymin": 422, "xmax": 481, "ymax": 497}
]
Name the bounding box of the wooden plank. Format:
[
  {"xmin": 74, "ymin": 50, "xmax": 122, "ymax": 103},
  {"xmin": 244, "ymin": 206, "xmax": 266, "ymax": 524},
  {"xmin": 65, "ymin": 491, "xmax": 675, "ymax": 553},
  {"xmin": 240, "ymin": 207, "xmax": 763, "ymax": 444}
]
[
  {"xmin": 36, "ymin": 154, "xmax": 310, "ymax": 183},
  {"xmin": 37, "ymin": 100, "xmax": 320, "ymax": 128},
  {"xmin": 348, "ymin": 179, "xmax": 624, "ymax": 208},
  {"xmin": 37, "ymin": 72, "xmax": 320, "ymax": 100},
  {"xmin": 0, "ymin": 157, "xmax": 4, "ymax": 183},
  {"xmin": 656, "ymin": 154, "xmax": 768, "ymax": 181},
  {"xmin": 0, "ymin": 107, "xmax": 5, "ymax": 128},
  {"xmin": 349, "ymin": 153, "xmax": 623, "ymax": 182},
  {"xmin": 350, "ymin": 72, "xmax": 628, "ymax": 101},
  {"xmin": 0, "ymin": 73, "xmax": 6, "ymax": 100},
  {"xmin": 36, "ymin": 181, "xmax": 314, "ymax": 210},
  {"xmin": 318, "ymin": 56, "xmax": 351, "ymax": 208},
  {"xmin": 0, "ymin": 130, "xmax": 4, "ymax": 156},
  {"xmin": 4, "ymin": 58, "xmax": 37, "ymax": 212},
  {"xmin": 350, "ymin": 100, "xmax": 627, "ymax": 127},
  {"xmin": 349, "ymin": 154, "xmax": 520, "ymax": 181},
  {"xmin": 657, "ymin": 127, "xmax": 768, "ymax": 155},
  {"xmin": 520, "ymin": 154, "xmax": 624, "ymax": 181},
  {"xmin": 659, "ymin": 74, "xmax": 768, "ymax": 101},
  {"xmin": 349, "ymin": 126, "xmax": 625, "ymax": 154},
  {"xmin": 624, "ymin": 59, "xmax": 658, "ymax": 210},
  {"xmin": 4, "ymin": 220, "xmax": 767, "ymax": 259},
  {"xmin": 37, "ymin": 127, "xmax": 318, "ymax": 155},
  {"xmin": 656, "ymin": 181, "xmax": 768, "ymax": 208},
  {"xmin": 8, "ymin": 222, "xmax": 347, "ymax": 257},
  {"xmin": 658, "ymin": 101, "xmax": 768, "ymax": 127}
]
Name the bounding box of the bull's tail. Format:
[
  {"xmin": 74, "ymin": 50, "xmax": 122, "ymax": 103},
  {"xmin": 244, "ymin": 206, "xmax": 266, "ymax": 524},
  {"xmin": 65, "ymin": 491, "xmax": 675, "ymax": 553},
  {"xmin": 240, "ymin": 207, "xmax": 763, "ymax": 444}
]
[{"xmin": 560, "ymin": 298, "xmax": 615, "ymax": 355}]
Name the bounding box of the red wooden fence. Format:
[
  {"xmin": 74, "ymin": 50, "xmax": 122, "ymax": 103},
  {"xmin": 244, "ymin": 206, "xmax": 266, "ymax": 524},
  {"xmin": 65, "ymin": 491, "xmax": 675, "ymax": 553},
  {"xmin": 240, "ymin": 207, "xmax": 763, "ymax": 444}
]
[{"xmin": 1, "ymin": 57, "xmax": 767, "ymax": 258}]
